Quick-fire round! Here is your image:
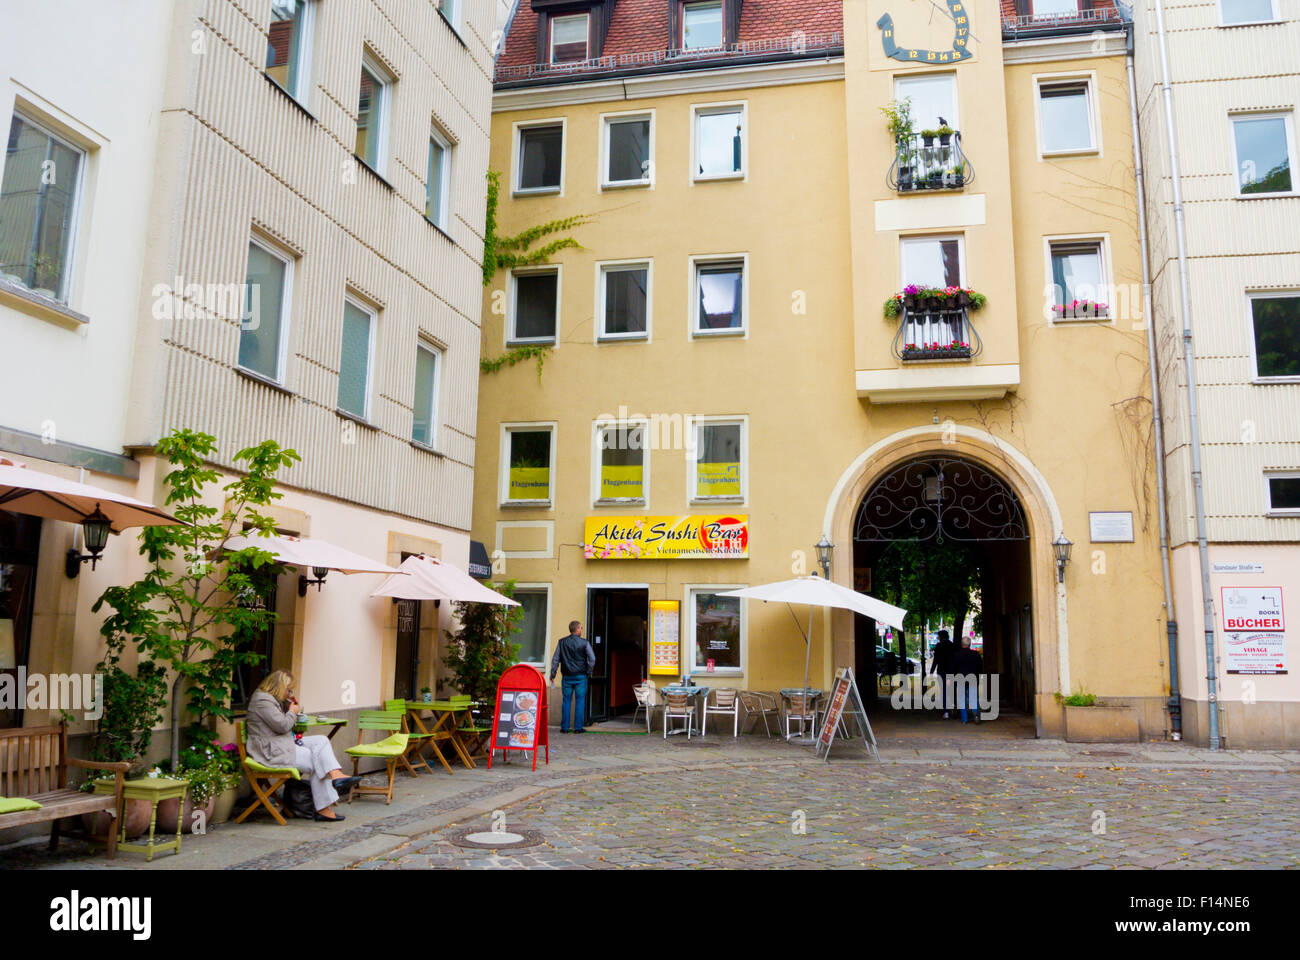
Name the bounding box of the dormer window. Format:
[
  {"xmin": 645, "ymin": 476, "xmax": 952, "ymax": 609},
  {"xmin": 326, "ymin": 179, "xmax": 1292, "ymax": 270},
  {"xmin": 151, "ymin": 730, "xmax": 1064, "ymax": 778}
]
[
  {"xmin": 550, "ymin": 13, "xmax": 590, "ymax": 62},
  {"xmin": 682, "ymin": 1, "xmax": 724, "ymax": 48}
]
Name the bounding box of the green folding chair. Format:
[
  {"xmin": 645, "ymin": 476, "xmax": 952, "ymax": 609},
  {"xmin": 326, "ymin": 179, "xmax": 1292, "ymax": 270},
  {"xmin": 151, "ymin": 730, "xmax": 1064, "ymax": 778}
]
[
  {"xmin": 344, "ymin": 710, "xmax": 409, "ymax": 805},
  {"xmin": 452, "ymin": 695, "xmax": 491, "ymax": 759},
  {"xmin": 384, "ymin": 699, "xmax": 438, "ymax": 776},
  {"xmin": 233, "ymin": 721, "xmax": 302, "ymax": 825}
]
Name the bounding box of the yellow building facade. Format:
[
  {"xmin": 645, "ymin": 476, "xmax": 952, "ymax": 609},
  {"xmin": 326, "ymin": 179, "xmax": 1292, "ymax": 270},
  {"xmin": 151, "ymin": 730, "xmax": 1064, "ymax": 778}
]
[{"xmin": 476, "ymin": 0, "xmax": 1168, "ymax": 738}]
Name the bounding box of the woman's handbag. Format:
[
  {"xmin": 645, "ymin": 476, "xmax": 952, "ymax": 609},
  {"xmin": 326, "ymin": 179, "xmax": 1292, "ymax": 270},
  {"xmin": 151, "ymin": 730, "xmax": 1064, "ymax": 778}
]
[{"xmin": 280, "ymin": 780, "xmax": 317, "ymax": 819}]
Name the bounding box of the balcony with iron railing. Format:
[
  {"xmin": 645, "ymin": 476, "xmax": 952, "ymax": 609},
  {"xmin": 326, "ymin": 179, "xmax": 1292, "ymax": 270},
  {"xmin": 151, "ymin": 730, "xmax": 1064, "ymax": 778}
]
[
  {"xmin": 1000, "ymin": 4, "xmax": 1129, "ymax": 39},
  {"xmin": 494, "ymin": 31, "xmax": 844, "ymax": 85},
  {"xmin": 887, "ymin": 131, "xmax": 972, "ymax": 193},
  {"xmin": 887, "ymin": 290, "xmax": 985, "ymax": 363}
]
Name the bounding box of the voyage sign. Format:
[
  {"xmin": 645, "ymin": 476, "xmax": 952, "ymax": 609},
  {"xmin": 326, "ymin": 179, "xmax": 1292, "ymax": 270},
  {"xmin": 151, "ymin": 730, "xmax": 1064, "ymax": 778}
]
[{"xmin": 583, "ymin": 515, "xmax": 749, "ymax": 560}]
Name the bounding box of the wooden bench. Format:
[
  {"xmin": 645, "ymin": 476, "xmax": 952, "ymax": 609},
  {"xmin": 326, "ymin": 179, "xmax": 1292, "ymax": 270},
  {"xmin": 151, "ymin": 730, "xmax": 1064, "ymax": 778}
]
[{"xmin": 0, "ymin": 723, "xmax": 129, "ymax": 859}]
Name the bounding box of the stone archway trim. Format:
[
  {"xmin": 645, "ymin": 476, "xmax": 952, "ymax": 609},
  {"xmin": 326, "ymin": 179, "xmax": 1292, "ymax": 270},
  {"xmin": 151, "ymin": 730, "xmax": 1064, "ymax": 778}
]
[{"xmin": 821, "ymin": 424, "xmax": 1070, "ymax": 695}]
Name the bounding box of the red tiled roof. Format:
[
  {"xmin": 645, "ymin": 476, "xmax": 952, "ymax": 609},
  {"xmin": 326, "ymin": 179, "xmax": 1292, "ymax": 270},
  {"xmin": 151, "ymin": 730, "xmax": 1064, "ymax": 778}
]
[{"xmin": 498, "ymin": 0, "xmax": 843, "ymax": 72}]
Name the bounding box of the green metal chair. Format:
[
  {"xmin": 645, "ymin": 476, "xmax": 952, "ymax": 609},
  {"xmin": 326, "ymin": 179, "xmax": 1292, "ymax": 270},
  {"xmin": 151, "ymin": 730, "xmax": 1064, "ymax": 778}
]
[
  {"xmin": 344, "ymin": 710, "xmax": 409, "ymax": 805},
  {"xmin": 384, "ymin": 699, "xmax": 438, "ymax": 775},
  {"xmin": 452, "ymin": 695, "xmax": 491, "ymax": 758}
]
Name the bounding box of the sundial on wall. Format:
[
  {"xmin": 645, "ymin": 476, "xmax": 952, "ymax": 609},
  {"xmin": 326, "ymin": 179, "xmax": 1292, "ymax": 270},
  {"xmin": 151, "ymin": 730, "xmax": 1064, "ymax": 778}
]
[{"xmin": 876, "ymin": 0, "xmax": 973, "ymax": 63}]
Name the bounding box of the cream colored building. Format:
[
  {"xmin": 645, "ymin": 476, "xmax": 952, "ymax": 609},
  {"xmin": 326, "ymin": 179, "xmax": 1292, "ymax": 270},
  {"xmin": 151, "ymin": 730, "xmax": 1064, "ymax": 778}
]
[
  {"xmin": 0, "ymin": 0, "xmax": 493, "ymax": 739},
  {"xmin": 1133, "ymin": 0, "xmax": 1300, "ymax": 746},
  {"xmin": 476, "ymin": 0, "xmax": 1168, "ymax": 739}
]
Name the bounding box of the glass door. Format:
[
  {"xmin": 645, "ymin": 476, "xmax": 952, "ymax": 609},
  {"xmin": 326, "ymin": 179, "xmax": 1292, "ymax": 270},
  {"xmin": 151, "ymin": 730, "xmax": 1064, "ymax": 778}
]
[{"xmin": 0, "ymin": 511, "xmax": 40, "ymax": 729}]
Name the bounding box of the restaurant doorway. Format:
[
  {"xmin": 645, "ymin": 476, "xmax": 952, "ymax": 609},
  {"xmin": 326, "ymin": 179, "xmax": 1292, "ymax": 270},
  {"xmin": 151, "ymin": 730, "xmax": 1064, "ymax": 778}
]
[
  {"xmin": 585, "ymin": 586, "xmax": 649, "ymax": 724},
  {"xmin": 0, "ymin": 510, "xmax": 40, "ymax": 728},
  {"xmin": 851, "ymin": 455, "xmax": 1037, "ymax": 733}
]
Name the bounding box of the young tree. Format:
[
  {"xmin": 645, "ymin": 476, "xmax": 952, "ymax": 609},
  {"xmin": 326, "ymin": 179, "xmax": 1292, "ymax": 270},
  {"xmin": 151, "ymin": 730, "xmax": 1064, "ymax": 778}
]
[
  {"xmin": 92, "ymin": 428, "xmax": 299, "ymax": 768},
  {"xmin": 442, "ymin": 579, "xmax": 524, "ymax": 703}
]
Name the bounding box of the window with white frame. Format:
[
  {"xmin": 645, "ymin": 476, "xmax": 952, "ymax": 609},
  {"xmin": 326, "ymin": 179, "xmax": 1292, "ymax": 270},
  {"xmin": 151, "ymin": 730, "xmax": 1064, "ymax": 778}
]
[
  {"xmin": 694, "ymin": 104, "xmax": 744, "ymax": 179},
  {"xmin": 503, "ymin": 426, "xmax": 554, "ymax": 503},
  {"xmin": 550, "ymin": 13, "xmax": 589, "ymax": 62},
  {"xmin": 682, "ymin": 1, "xmax": 724, "ymax": 48},
  {"xmin": 595, "ymin": 423, "xmax": 647, "ymax": 503},
  {"xmin": 1037, "ymin": 79, "xmax": 1096, "ymax": 154},
  {"xmin": 516, "ymin": 122, "xmax": 563, "ymax": 193},
  {"xmin": 510, "ymin": 269, "xmax": 559, "ymax": 343},
  {"xmin": 1031, "ymin": 0, "xmax": 1080, "ymax": 17},
  {"xmin": 337, "ymin": 296, "xmax": 375, "ymax": 418},
  {"xmin": 1048, "ymin": 239, "xmax": 1109, "ymax": 316},
  {"xmin": 356, "ymin": 56, "xmax": 391, "ymax": 173},
  {"xmin": 0, "ymin": 112, "xmax": 85, "ymax": 303},
  {"xmin": 598, "ymin": 262, "xmax": 650, "ymax": 339},
  {"xmin": 1231, "ymin": 112, "xmax": 1294, "ymax": 196},
  {"xmin": 900, "ymin": 235, "xmax": 964, "ymax": 288},
  {"xmin": 240, "ymin": 238, "xmax": 292, "ymax": 382},
  {"xmin": 411, "ymin": 341, "xmax": 441, "ymax": 448},
  {"xmin": 689, "ymin": 588, "xmax": 742, "ymax": 672},
  {"xmin": 1219, "ymin": 0, "xmax": 1277, "ymax": 24},
  {"xmin": 427, "ymin": 128, "xmax": 452, "ymax": 228},
  {"xmin": 512, "ymin": 587, "xmax": 550, "ymax": 663},
  {"xmin": 692, "ymin": 256, "xmax": 745, "ymax": 334},
  {"xmin": 438, "ymin": 0, "xmax": 462, "ymax": 32},
  {"xmin": 266, "ymin": 0, "xmax": 313, "ymax": 101},
  {"xmin": 895, "ymin": 74, "xmax": 957, "ymax": 133},
  {"xmin": 1250, "ymin": 292, "xmax": 1300, "ymax": 379},
  {"xmin": 691, "ymin": 418, "xmax": 744, "ymax": 501},
  {"xmin": 603, "ymin": 114, "xmax": 651, "ymax": 187},
  {"xmin": 1266, "ymin": 473, "xmax": 1300, "ymax": 513}
]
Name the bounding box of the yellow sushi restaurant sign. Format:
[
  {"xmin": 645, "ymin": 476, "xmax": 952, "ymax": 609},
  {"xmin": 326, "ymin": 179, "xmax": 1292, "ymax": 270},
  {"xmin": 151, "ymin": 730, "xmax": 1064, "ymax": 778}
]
[{"xmin": 584, "ymin": 515, "xmax": 749, "ymax": 560}]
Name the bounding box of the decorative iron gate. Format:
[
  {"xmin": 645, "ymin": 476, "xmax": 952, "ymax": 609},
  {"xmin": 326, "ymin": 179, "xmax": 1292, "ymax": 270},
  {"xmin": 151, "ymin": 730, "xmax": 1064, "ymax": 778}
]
[{"xmin": 854, "ymin": 456, "xmax": 1029, "ymax": 543}]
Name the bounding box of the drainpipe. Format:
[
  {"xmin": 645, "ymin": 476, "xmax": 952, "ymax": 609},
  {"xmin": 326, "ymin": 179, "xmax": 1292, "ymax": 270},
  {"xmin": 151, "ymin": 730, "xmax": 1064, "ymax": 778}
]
[
  {"xmin": 1125, "ymin": 31, "xmax": 1181, "ymax": 740},
  {"xmin": 1151, "ymin": 0, "xmax": 1220, "ymax": 749}
]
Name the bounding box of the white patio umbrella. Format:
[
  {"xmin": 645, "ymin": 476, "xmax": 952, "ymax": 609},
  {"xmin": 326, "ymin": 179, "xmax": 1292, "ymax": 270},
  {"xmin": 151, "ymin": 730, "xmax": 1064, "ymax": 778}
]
[
  {"xmin": 0, "ymin": 459, "xmax": 179, "ymax": 532},
  {"xmin": 717, "ymin": 576, "xmax": 907, "ymax": 740},
  {"xmin": 370, "ymin": 554, "xmax": 519, "ymax": 605},
  {"xmin": 222, "ymin": 533, "xmax": 399, "ymax": 575}
]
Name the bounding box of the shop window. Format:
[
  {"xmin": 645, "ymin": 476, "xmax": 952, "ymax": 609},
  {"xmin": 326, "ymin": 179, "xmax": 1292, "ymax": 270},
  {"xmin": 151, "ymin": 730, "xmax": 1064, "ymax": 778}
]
[
  {"xmin": 691, "ymin": 419, "xmax": 744, "ymax": 501},
  {"xmin": 691, "ymin": 589, "xmax": 741, "ymax": 672},
  {"xmin": 1037, "ymin": 79, "xmax": 1096, "ymax": 155},
  {"xmin": 516, "ymin": 122, "xmax": 564, "ymax": 193},
  {"xmin": 692, "ymin": 256, "xmax": 745, "ymax": 334},
  {"xmin": 596, "ymin": 424, "xmax": 646, "ymax": 503},
  {"xmin": 513, "ymin": 588, "xmax": 550, "ymax": 663},
  {"xmin": 1251, "ymin": 293, "xmax": 1300, "ymax": 378},
  {"xmin": 412, "ymin": 341, "xmax": 441, "ymax": 448},
  {"xmin": 603, "ymin": 114, "xmax": 652, "ymax": 187},
  {"xmin": 1266, "ymin": 473, "xmax": 1300, "ymax": 514},
  {"xmin": 0, "ymin": 112, "xmax": 85, "ymax": 303},
  {"xmin": 337, "ymin": 296, "xmax": 375, "ymax": 419},
  {"xmin": 240, "ymin": 238, "xmax": 293, "ymax": 383},
  {"xmin": 550, "ymin": 14, "xmax": 589, "ymax": 62},
  {"xmin": 1232, "ymin": 112, "xmax": 1294, "ymax": 196},
  {"xmin": 265, "ymin": 0, "xmax": 313, "ymax": 101},
  {"xmin": 510, "ymin": 269, "xmax": 559, "ymax": 343},
  {"xmin": 693, "ymin": 104, "xmax": 744, "ymax": 180},
  {"xmin": 504, "ymin": 426, "xmax": 554, "ymax": 503},
  {"xmin": 598, "ymin": 262, "xmax": 650, "ymax": 340}
]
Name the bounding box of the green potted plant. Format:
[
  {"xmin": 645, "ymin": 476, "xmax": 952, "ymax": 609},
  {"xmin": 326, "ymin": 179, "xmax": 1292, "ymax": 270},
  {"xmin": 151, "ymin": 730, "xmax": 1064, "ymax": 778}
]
[
  {"xmin": 879, "ymin": 97, "xmax": 914, "ymax": 144},
  {"xmin": 937, "ymin": 124, "xmax": 955, "ymax": 145},
  {"xmin": 443, "ymin": 579, "xmax": 524, "ymax": 705},
  {"xmin": 420, "ymin": 685, "xmax": 433, "ymax": 703},
  {"xmin": 1056, "ymin": 689, "xmax": 1139, "ymax": 742},
  {"xmin": 155, "ymin": 734, "xmax": 241, "ymax": 834},
  {"xmin": 31, "ymin": 252, "xmax": 60, "ymax": 298},
  {"xmin": 919, "ymin": 128, "xmax": 938, "ymax": 146}
]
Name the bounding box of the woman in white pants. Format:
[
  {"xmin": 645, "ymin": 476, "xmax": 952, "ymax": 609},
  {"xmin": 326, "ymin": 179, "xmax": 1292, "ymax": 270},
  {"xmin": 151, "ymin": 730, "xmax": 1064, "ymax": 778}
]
[{"xmin": 245, "ymin": 670, "xmax": 358, "ymax": 822}]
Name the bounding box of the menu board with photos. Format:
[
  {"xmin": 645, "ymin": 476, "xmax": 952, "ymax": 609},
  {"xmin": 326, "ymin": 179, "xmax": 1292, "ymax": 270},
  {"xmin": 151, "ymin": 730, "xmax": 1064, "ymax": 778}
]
[
  {"xmin": 649, "ymin": 600, "xmax": 681, "ymax": 675},
  {"xmin": 488, "ymin": 663, "xmax": 549, "ymax": 770}
]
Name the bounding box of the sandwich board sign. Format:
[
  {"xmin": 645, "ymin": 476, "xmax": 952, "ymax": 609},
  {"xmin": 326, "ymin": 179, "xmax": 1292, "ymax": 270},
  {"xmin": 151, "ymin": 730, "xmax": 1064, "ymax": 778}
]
[{"xmin": 816, "ymin": 667, "xmax": 878, "ymax": 761}]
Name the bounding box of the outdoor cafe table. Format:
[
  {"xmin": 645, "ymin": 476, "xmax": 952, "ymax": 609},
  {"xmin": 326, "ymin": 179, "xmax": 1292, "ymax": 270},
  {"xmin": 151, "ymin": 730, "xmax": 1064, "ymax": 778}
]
[
  {"xmin": 661, "ymin": 684, "xmax": 710, "ymax": 735},
  {"xmin": 292, "ymin": 715, "xmax": 348, "ymax": 740},
  {"xmin": 403, "ymin": 701, "xmax": 476, "ymax": 771}
]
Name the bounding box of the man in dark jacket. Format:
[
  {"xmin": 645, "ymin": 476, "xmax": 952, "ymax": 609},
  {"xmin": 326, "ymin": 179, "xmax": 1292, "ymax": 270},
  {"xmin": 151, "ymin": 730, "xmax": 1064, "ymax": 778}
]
[
  {"xmin": 951, "ymin": 636, "xmax": 984, "ymax": 723},
  {"xmin": 929, "ymin": 629, "xmax": 956, "ymax": 718},
  {"xmin": 550, "ymin": 620, "xmax": 596, "ymax": 733}
]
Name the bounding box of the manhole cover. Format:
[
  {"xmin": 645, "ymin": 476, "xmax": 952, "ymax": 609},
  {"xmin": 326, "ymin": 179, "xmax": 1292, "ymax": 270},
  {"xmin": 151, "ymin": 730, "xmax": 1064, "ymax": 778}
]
[{"xmin": 447, "ymin": 828, "xmax": 545, "ymax": 850}]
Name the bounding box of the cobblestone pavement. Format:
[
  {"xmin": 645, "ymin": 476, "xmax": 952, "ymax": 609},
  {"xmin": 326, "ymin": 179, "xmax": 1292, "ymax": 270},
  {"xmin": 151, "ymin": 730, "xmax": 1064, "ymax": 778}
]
[
  {"xmin": 354, "ymin": 737, "xmax": 1300, "ymax": 870},
  {"xmin": 6, "ymin": 724, "xmax": 1300, "ymax": 870}
]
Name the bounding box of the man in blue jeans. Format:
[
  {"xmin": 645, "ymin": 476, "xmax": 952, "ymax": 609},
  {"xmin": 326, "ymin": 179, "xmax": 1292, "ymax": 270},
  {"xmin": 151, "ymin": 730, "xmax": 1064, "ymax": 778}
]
[{"xmin": 550, "ymin": 620, "xmax": 595, "ymax": 733}]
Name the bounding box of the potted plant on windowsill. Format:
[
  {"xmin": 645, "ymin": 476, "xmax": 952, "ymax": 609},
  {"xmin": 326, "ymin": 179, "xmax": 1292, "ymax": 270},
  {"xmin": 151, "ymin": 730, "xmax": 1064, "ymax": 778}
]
[
  {"xmin": 937, "ymin": 125, "xmax": 955, "ymax": 146},
  {"xmin": 919, "ymin": 128, "xmax": 937, "ymax": 147},
  {"xmin": 31, "ymin": 253, "xmax": 61, "ymax": 299}
]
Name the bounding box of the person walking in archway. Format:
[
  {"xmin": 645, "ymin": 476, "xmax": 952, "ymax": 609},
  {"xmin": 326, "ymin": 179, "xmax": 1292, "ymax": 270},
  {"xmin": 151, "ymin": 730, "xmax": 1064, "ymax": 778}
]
[
  {"xmin": 930, "ymin": 628, "xmax": 955, "ymax": 719},
  {"xmin": 952, "ymin": 635, "xmax": 983, "ymax": 723}
]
